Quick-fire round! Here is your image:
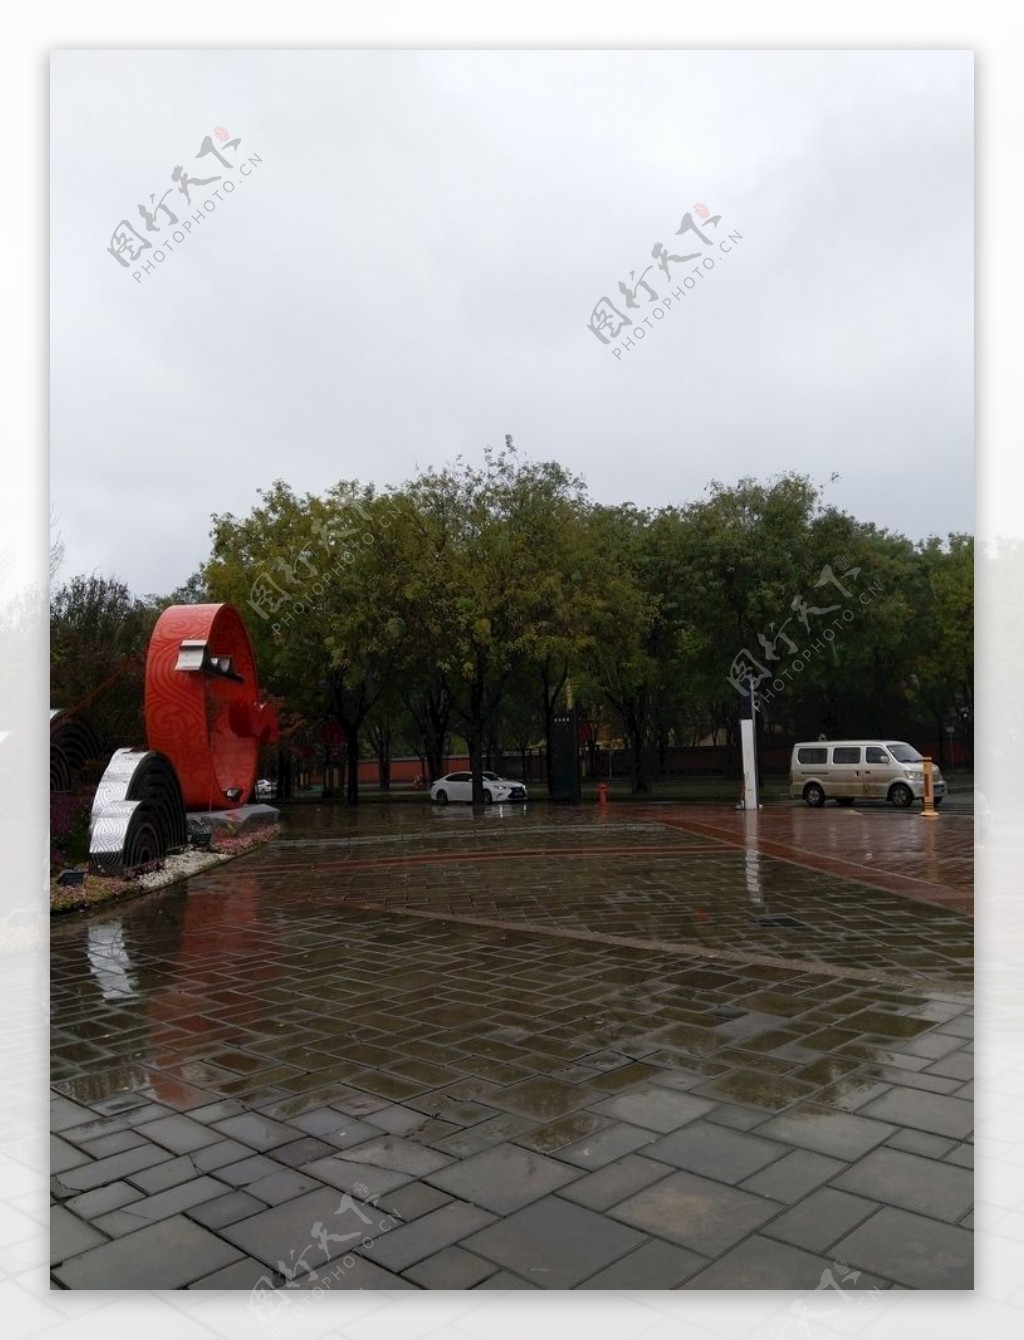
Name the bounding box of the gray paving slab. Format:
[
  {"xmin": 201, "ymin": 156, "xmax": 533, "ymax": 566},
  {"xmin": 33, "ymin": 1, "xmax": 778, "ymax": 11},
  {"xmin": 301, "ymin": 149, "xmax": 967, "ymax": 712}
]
[
  {"xmin": 50, "ymin": 1135, "xmax": 92, "ymax": 1174},
  {"xmin": 128, "ymin": 1154, "xmax": 199, "ymax": 1194},
  {"xmin": 340, "ymin": 1135, "xmax": 452, "ymax": 1177},
  {"xmin": 97, "ymin": 1175, "xmax": 227, "ymax": 1225},
  {"xmin": 425, "ymin": 1143, "xmax": 581, "ymax": 1214},
  {"xmin": 832, "ymin": 1206, "xmax": 973, "ymax": 1288},
  {"xmin": 362, "ymin": 1200, "xmax": 496, "ymax": 1272},
  {"xmin": 557, "ymin": 1154, "xmax": 675, "ymax": 1212},
  {"xmin": 187, "ymin": 1255, "xmax": 278, "ymax": 1288},
  {"xmin": 215, "ymin": 1154, "xmax": 283, "ymax": 1187},
  {"xmin": 645, "ymin": 1121, "xmax": 789, "ymax": 1184},
  {"xmin": 760, "ymin": 1187, "xmax": 879, "ymax": 1253},
  {"xmin": 403, "ymin": 1244, "xmax": 498, "ymax": 1288},
  {"xmin": 461, "ymin": 1196, "xmax": 646, "ymax": 1288},
  {"xmin": 609, "ymin": 1169, "xmax": 782, "ymax": 1255},
  {"xmin": 860, "ymin": 1088, "xmax": 974, "ymax": 1140},
  {"xmin": 186, "ymin": 1189, "xmax": 268, "ymax": 1230},
  {"xmin": 833, "ymin": 1146, "xmax": 973, "ymax": 1222},
  {"xmin": 682, "ymin": 1234, "xmax": 836, "ymax": 1288},
  {"xmin": 474, "ymin": 1269, "xmax": 538, "ymax": 1288},
  {"xmin": 76, "ymin": 1130, "xmax": 149, "ymax": 1159},
  {"xmin": 756, "ymin": 1106, "xmax": 896, "ymax": 1160},
  {"xmin": 300, "ymin": 1153, "xmax": 413, "ymax": 1199},
  {"xmin": 739, "ymin": 1149, "xmax": 846, "ymax": 1204},
  {"xmin": 50, "ymin": 1205, "xmax": 108, "ymax": 1265},
  {"xmin": 63, "ymin": 1181, "xmax": 144, "ymax": 1220},
  {"xmin": 589, "ymin": 1084, "xmax": 715, "ymax": 1133},
  {"xmin": 218, "ymin": 1185, "xmax": 391, "ymax": 1272},
  {"xmin": 52, "ymin": 1213, "xmax": 244, "ymax": 1288},
  {"xmin": 54, "ymin": 1142, "xmax": 173, "ymax": 1193},
  {"xmin": 556, "ymin": 1121, "xmax": 658, "ymax": 1169},
  {"xmin": 578, "ymin": 1237, "xmax": 710, "ymax": 1288},
  {"xmin": 245, "ymin": 1168, "xmax": 323, "ymax": 1206},
  {"xmin": 377, "ymin": 1180, "xmax": 453, "ymax": 1222},
  {"xmin": 209, "ymin": 1112, "xmax": 303, "ymax": 1150},
  {"xmin": 141, "ymin": 1114, "xmax": 225, "ymax": 1154}
]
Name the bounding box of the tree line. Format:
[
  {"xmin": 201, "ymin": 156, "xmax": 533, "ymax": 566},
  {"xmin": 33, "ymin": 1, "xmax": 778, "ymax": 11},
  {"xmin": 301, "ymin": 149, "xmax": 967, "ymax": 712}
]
[{"xmin": 50, "ymin": 439, "xmax": 973, "ymax": 803}]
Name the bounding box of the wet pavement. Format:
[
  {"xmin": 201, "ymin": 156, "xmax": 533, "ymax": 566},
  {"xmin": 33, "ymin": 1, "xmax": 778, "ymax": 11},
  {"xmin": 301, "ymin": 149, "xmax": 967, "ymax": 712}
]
[{"xmin": 50, "ymin": 801, "xmax": 973, "ymax": 1290}]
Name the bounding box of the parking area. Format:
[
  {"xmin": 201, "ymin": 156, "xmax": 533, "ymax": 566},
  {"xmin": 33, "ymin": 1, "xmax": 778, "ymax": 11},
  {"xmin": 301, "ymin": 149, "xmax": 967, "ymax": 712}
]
[{"xmin": 51, "ymin": 802, "xmax": 972, "ymax": 1290}]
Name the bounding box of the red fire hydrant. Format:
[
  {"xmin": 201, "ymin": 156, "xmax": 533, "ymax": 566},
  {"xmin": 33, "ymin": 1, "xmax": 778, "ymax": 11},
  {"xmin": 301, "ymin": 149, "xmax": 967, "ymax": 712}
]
[{"xmin": 597, "ymin": 782, "xmax": 609, "ymax": 806}]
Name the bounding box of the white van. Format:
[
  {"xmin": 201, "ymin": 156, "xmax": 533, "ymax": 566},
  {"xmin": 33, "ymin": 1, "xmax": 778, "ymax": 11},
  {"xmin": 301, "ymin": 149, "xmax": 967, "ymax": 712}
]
[{"xmin": 789, "ymin": 740, "xmax": 945, "ymax": 809}]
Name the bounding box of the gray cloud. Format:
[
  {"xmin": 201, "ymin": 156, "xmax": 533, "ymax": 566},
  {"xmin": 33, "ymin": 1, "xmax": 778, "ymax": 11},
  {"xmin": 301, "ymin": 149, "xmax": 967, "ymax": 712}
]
[{"xmin": 51, "ymin": 49, "xmax": 972, "ymax": 594}]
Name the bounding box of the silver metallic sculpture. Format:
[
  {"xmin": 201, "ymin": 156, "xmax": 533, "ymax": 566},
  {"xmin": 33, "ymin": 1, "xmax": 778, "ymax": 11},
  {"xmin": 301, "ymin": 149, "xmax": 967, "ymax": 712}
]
[{"xmin": 88, "ymin": 748, "xmax": 188, "ymax": 875}]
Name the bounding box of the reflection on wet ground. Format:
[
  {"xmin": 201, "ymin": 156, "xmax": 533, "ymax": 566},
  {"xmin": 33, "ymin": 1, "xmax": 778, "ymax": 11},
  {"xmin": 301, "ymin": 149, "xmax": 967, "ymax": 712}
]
[{"xmin": 51, "ymin": 802, "xmax": 973, "ymax": 1290}]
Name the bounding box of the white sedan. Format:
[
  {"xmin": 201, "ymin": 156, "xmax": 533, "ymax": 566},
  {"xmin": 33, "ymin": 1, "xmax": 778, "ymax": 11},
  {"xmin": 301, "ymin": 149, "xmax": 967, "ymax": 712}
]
[{"xmin": 430, "ymin": 771, "xmax": 528, "ymax": 804}]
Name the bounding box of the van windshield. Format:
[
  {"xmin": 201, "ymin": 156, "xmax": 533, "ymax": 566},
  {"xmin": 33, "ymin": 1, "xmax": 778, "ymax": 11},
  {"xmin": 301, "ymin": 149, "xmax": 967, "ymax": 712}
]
[{"xmin": 887, "ymin": 743, "xmax": 922, "ymax": 764}]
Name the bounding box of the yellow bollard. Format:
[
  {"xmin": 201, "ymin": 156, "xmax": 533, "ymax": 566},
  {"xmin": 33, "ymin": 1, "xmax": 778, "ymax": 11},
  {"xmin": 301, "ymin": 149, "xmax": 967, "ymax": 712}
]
[{"xmin": 921, "ymin": 756, "xmax": 939, "ymax": 819}]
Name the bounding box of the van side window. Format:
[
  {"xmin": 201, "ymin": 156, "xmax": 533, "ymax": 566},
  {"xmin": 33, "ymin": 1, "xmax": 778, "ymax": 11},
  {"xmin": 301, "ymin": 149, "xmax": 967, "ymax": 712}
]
[
  {"xmin": 865, "ymin": 747, "xmax": 890, "ymax": 764},
  {"xmin": 832, "ymin": 747, "xmax": 861, "ymax": 764},
  {"xmin": 797, "ymin": 748, "xmax": 827, "ymax": 764}
]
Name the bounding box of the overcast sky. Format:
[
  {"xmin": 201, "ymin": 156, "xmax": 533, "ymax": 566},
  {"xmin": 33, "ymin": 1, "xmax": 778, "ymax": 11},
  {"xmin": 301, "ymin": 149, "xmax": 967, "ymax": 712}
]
[{"xmin": 51, "ymin": 49, "xmax": 973, "ymax": 597}]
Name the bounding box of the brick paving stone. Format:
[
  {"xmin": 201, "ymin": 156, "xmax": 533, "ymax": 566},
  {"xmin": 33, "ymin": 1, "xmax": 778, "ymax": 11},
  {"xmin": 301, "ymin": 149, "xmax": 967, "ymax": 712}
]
[
  {"xmin": 50, "ymin": 1205, "xmax": 108, "ymax": 1265},
  {"xmin": 53, "ymin": 1214, "xmax": 243, "ymax": 1288},
  {"xmin": 127, "ymin": 1154, "xmax": 199, "ymax": 1194},
  {"xmin": 209, "ymin": 1113, "xmax": 301, "ymax": 1150},
  {"xmin": 434, "ymin": 1113, "xmax": 538, "ymax": 1159},
  {"xmin": 578, "ymin": 1237, "xmax": 709, "ymax": 1288},
  {"xmin": 861, "ymin": 1088, "xmax": 974, "ymax": 1140},
  {"xmin": 474, "ymin": 1269, "xmax": 537, "ymax": 1288},
  {"xmin": 832, "ymin": 1206, "xmax": 973, "ymax": 1288},
  {"xmin": 365, "ymin": 1104, "xmax": 434, "ymax": 1136},
  {"xmin": 425, "ymin": 1143, "xmax": 581, "ymax": 1214},
  {"xmin": 55, "ymin": 1142, "xmax": 173, "ymax": 1193},
  {"xmin": 187, "ymin": 1099, "xmax": 249, "ymax": 1124},
  {"xmin": 245, "ymin": 1168, "xmax": 323, "ymax": 1205},
  {"xmin": 50, "ymin": 1135, "xmax": 92, "ymax": 1173},
  {"xmin": 557, "ymin": 1154, "xmax": 674, "ymax": 1212},
  {"xmin": 339, "ymin": 1135, "xmax": 453, "ymax": 1177},
  {"xmin": 403, "ymin": 1244, "xmax": 498, "ymax": 1288},
  {"xmin": 271, "ymin": 1137, "xmax": 339, "ymax": 1168},
  {"xmin": 885, "ymin": 1129, "xmax": 956, "ymax": 1159},
  {"xmin": 216, "ymin": 1154, "xmax": 283, "ymax": 1187},
  {"xmin": 944, "ymin": 1143, "xmax": 972, "ymax": 1169},
  {"xmin": 64, "ymin": 1181, "xmax": 144, "ymax": 1220},
  {"xmin": 489, "ymin": 1077, "xmax": 595, "ymax": 1120},
  {"xmin": 97, "ymin": 1175, "xmax": 227, "ymax": 1225},
  {"xmin": 738, "ymin": 1149, "xmax": 846, "ymax": 1204},
  {"xmin": 834, "ymin": 1147, "xmax": 973, "ymax": 1222},
  {"xmin": 514, "ymin": 1111, "xmax": 612, "ymax": 1154},
  {"xmin": 461, "ymin": 1196, "xmax": 646, "ymax": 1289},
  {"xmin": 554, "ymin": 1121, "xmax": 658, "ymax": 1169},
  {"xmin": 300, "ymin": 1153, "xmax": 413, "ymax": 1198},
  {"xmin": 682, "ymin": 1234, "xmax": 841, "ymax": 1289},
  {"xmin": 76, "ymin": 1130, "xmax": 149, "ymax": 1159},
  {"xmin": 609, "ymin": 1169, "xmax": 782, "ymax": 1255},
  {"xmin": 645, "ymin": 1121, "xmax": 789, "ymax": 1184},
  {"xmin": 51, "ymin": 1096, "xmax": 93, "ymax": 1132},
  {"xmin": 703, "ymin": 1103, "xmax": 772, "ymax": 1131},
  {"xmin": 187, "ymin": 1256, "xmax": 277, "ymax": 1288},
  {"xmin": 378, "ymin": 1180, "xmax": 452, "ymax": 1222},
  {"xmin": 186, "ymin": 1189, "xmax": 268, "ymax": 1230},
  {"xmin": 192, "ymin": 1139, "xmax": 259, "ymax": 1172},
  {"xmin": 590, "ymin": 1084, "xmax": 715, "ymax": 1134},
  {"xmin": 364, "ymin": 1200, "xmax": 497, "ymax": 1272},
  {"xmin": 756, "ymin": 1106, "xmax": 895, "ymax": 1160},
  {"xmin": 141, "ymin": 1114, "xmax": 225, "ymax": 1154},
  {"xmin": 218, "ymin": 1185, "xmax": 389, "ymax": 1270},
  {"xmin": 760, "ymin": 1187, "xmax": 879, "ymax": 1253}
]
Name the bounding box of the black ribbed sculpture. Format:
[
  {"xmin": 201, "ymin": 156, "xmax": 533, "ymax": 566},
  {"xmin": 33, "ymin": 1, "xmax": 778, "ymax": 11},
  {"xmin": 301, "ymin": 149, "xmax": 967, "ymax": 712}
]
[
  {"xmin": 89, "ymin": 748, "xmax": 188, "ymax": 875},
  {"xmin": 49, "ymin": 709, "xmax": 108, "ymax": 792}
]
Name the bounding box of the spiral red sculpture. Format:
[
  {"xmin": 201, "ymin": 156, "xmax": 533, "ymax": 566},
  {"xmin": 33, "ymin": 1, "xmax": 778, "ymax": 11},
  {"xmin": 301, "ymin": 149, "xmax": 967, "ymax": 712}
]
[{"xmin": 144, "ymin": 604, "xmax": 278, "ymax": 810}]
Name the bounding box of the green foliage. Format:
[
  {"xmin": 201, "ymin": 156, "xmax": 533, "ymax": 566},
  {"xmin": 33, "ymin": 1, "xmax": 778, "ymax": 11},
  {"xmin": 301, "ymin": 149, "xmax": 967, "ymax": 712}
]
[{"xmin": 51, "ymin": 455, "xmax": 975, "ymax": 797}]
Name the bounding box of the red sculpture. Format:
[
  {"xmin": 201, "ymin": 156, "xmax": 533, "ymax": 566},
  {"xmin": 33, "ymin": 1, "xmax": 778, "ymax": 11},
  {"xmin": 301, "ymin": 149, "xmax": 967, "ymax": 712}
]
[{"xmin": 145, "ymin": 604, "xmax": 278, "ymax": 810}]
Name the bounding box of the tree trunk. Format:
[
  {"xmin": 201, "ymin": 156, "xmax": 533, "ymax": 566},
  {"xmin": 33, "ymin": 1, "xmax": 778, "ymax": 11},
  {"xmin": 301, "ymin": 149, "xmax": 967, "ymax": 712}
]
[{"xmin": 344, "ymin": 724, "xmax": 360, "ymax": 805}]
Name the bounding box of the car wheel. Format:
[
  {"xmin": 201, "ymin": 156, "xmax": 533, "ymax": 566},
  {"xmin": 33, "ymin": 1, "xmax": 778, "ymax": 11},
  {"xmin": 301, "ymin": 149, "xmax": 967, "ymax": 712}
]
[
  {"xmin": 836, "ymin": 797, "xmax": 855, "ymax": 807},
  {"xmin": 483, "ymin": 789, "xmax": 493, "ymax": 805},
  {"xmin": 804, "ymin": 783, "xmax": 826, "ymax": 808},
  {"xmin": 889, "ymin": 783, "xmax": 914, "ymax": 809},
  {"xmin": 435, "ymin": 789, "xmax": 448, "ymax": 805}
]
